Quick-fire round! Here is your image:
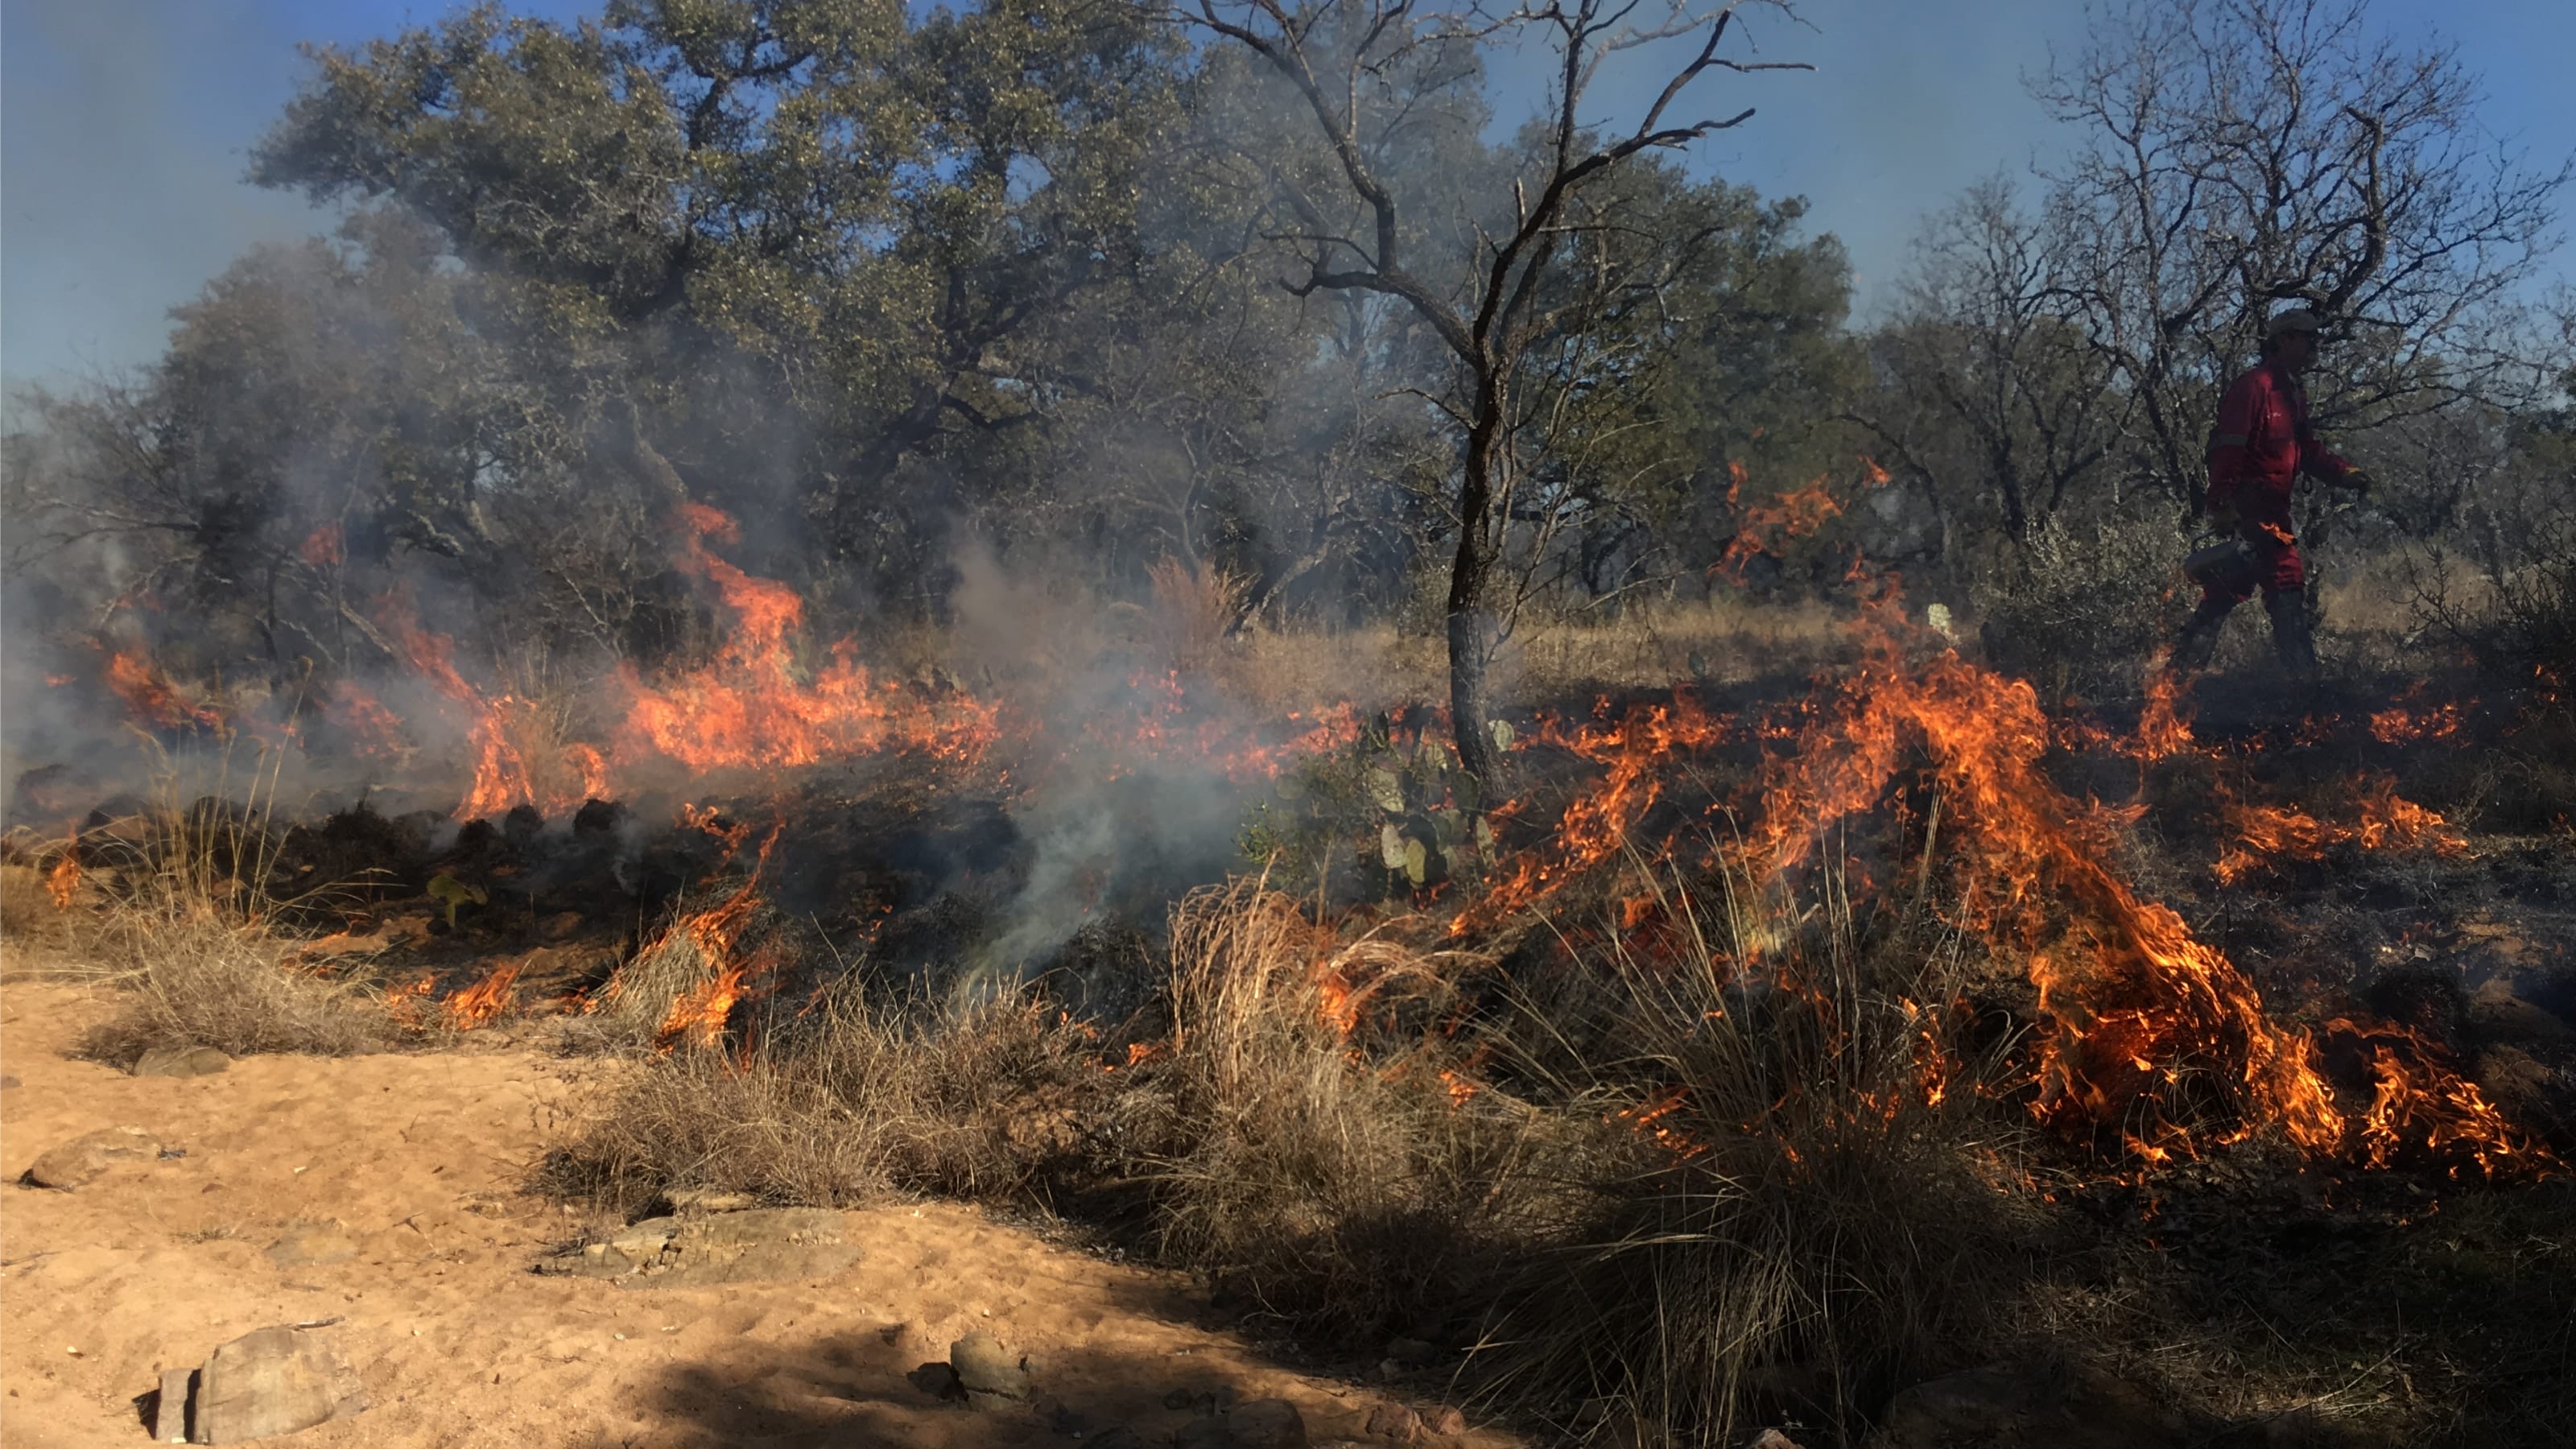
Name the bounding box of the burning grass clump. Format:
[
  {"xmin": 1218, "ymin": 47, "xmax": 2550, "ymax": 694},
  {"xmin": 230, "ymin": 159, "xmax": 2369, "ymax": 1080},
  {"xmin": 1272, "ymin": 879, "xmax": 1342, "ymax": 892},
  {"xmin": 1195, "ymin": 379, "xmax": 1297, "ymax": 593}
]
[
  {"xmin": 1141, "ymin": 882, "xmax": 1590, "ymax": 1340},
  {"xmin": 1472, "ymin": 876, "xmax": 2050, "ymax": 1446}
]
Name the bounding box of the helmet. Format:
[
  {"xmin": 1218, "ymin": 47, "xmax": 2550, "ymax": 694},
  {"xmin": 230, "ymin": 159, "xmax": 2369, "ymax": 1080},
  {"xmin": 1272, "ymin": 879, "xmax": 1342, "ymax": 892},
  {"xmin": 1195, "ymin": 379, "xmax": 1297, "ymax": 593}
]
[{"xmin": 2265, "ymin": 308, "xmax": 2324, "ymax": 339}]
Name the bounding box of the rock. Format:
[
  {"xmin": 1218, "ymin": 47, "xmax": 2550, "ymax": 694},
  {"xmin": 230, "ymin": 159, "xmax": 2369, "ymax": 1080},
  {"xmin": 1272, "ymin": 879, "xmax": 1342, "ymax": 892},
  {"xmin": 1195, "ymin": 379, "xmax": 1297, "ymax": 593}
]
[
  {"xmin": 192, "ymin": 1327, "xmax": 366, "ymax": 1444},
  {"xmin": 1868, "ymin": 1360, "xmax": 2186, "ymax": 1449},
  {"xmin": 21, "ymin": 1125, "xmax": 159, "ymax": 1189},
  {"xmin": 1364, "ymin": 1400, "xmax": 1422, "ymax": 1440},
  {"xmin": 1228, "ymin": 1397, "xmax": 1309, "ymax": 1449},
  {"xmin": 534, "ymin": 1208, "xmax": 860, "ymax": 1288},
  {"xmin": 133, "ymin": 1044, "xmax": 232, "ymax": 1078},
  {"xmin": 154, "ymin": 1366, "xmax": 196, "ymax": 1442},
  {"xmin": 1422, "ymin": 1405, "xmax": 1466, "ymax": 1435},
  {"xmin": 265, "ymin": 1222, "xmax": 361, "ymax": 1268},
  {"xmin": 949, "ymin": 1331, "xmax": 1032, "ymax": 1410},
  {"xmin": 1749, "ymin": 1432, "xmax": 1810, "ymax": 1449},
  {"xmin": 0, "ymin": 1074, "xmax": 21, "ymax": 1090}
]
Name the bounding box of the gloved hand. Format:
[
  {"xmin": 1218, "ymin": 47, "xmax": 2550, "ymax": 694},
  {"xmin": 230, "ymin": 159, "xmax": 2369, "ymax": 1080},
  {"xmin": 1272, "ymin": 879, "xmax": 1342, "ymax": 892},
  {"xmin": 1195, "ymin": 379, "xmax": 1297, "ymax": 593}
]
[{"xmin": 2342, "ymin": 466, "xmax": 2375, "ymax": 495}]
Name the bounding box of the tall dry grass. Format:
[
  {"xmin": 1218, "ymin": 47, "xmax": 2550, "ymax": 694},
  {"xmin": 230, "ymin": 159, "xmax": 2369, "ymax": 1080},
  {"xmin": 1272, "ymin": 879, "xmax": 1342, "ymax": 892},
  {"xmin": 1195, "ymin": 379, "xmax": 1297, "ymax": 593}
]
[
  {"xmin": 23, "ymin": 744, "xmax": 391, "ymax": 1064},
  {"xmin": 549, "ymin": 869, "xmax": 2032, "ymax": 1443},
  {"xmin": 1476, "ymin": 868, "xmax": 2043, "ymax": 1444},
  {"xmin": 1146, "ymin": 555, "xmax": 1252, "ymax": 675}
]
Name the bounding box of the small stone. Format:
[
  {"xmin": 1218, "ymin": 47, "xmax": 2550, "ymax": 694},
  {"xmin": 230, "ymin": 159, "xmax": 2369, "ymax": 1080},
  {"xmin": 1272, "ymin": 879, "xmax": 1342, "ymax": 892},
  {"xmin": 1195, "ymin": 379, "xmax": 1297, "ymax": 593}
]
[
  {"xmin": 1748, "ymin": 1431, "xmax": 1808, "ymax": 1449},
  {"xmin": 950, "ymin": 1331, "xmax": 1032, "ymax": 1402},
  {"xmin": 153, "ymin": 1366, "xmax": 196, "ymax": 1442},
  {"xmin": 22, "ymin": 1126, "xmax": 159, "ymax": 1189},
  {"xmin": 133, "ymin": 1044, "xmax": 232, "ymax": 1078},
  {"xmin": 193, "ymin": 1326, "xmax": 366, "ymax": 1444},
  {"xmin": 1364, "ymin": 1400, "xmax": 1422, "ymax": 1440},
  {"xmin": 0, "ymin": 1074, "xmax": 21, "ymax": 1090},
  {"xmin": 1423, "ymin": 1406, "xmax": 1465, "ymax": 1435}
]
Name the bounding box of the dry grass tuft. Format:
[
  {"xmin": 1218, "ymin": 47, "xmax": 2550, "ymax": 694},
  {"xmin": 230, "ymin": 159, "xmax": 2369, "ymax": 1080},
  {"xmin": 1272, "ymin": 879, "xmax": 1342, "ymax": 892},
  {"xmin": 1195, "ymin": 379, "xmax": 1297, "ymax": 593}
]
[
  {"xmin": 547, "ymin": 980, "xmax": 1110, "ymax": 1213},
  {"xmin": 1147, "ymin": 555, "xmax": 1252, "ymax": 675},
  {"xmin": 1146, "ymin": 882, "xmax": 1582, "ymax": 1337},
  {"xmin": 1476, "ymin": 872, "xmax": 2044, "ymax": 1444},
  {"xmin": 73, "ymin": 887, "xmax": 386, "ymax": 1066}
]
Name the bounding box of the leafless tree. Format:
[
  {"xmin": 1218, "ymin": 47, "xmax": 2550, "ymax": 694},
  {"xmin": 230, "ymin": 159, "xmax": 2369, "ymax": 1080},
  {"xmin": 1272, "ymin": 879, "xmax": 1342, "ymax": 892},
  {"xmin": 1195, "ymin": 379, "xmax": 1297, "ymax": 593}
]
[
  {"xmin": 2033, "ymin": 0, "xmax": 2567, "ymax": 517},
  {"xmin": 1853, "ymin": 179, "xmax": 2126, "ymax": 549},
  {"xmin": 1183, "ymin": 0, "xmax": 1807, "ymax": 793}
]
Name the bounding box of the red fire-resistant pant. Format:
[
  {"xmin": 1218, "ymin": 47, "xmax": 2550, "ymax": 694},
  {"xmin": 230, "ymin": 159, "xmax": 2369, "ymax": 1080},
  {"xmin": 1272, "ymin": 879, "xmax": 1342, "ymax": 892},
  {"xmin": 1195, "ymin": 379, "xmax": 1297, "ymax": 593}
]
[{"xmin": 2203, "ymin": 517, "xmax": 2305, "ymax": 605}]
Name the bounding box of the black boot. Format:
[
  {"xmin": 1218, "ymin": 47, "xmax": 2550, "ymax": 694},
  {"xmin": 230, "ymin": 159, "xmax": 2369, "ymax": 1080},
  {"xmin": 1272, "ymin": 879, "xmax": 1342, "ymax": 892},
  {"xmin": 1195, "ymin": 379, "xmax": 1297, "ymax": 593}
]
[
  {"xmin": 2173, "ymin": 597, "xmax": 2234, "ymax": 671},
  {"xmin": 2265, "ymin": 589, "xmax": 2318, "ymax": 675}
]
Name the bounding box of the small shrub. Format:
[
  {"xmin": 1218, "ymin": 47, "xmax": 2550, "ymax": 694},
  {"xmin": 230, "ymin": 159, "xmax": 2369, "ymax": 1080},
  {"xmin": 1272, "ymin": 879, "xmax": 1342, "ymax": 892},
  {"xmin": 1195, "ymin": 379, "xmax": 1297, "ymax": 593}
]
[{"xmin": 1972, "ymin": 514, "xmax": 2189, "ymax": 698}]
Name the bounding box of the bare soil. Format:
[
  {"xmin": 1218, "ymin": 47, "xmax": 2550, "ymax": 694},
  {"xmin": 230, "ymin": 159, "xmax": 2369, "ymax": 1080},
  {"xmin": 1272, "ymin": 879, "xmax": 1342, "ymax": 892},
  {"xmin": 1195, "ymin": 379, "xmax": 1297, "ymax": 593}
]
[{"xmin": 0, "ymin": 980, "xmax": 1510, "ymax": 1448}]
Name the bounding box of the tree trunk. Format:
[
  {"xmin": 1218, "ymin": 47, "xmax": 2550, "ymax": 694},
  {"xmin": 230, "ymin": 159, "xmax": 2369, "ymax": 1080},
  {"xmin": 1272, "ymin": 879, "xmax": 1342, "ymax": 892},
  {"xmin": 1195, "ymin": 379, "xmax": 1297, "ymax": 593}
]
[{"xmin": 1447, "ymin": 406, "xmax": 1505, "ymax": 795}]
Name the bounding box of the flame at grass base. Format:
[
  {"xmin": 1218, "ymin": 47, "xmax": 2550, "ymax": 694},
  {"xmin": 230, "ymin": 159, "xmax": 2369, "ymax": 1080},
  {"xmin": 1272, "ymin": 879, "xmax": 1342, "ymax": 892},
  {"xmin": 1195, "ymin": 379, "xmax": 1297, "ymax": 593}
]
[{"xmin": 1752, "ymin": 631, "xmax": 2536, "ymax": 1173}]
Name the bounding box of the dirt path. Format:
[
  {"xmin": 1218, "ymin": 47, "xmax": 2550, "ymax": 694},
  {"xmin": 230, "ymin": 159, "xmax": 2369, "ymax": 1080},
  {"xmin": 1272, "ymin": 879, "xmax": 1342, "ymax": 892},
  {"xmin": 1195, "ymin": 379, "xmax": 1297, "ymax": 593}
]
[{"xmin": 0, "ymin": 981, "xmax": 1503, "ymax": 1447}]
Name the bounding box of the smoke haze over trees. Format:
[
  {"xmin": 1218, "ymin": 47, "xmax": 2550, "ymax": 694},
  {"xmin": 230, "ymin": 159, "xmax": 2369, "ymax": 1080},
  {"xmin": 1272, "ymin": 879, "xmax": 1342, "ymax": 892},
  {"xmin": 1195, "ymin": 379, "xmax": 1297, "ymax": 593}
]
[{"xmin": 2, "ymin": 0, "xmax": 2569, "ymax": 770}]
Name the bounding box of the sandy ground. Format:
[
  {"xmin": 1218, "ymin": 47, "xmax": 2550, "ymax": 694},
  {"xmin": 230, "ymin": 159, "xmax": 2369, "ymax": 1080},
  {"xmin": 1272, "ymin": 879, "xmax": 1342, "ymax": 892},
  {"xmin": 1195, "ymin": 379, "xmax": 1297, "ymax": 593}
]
[{"xmin": 0, "ymin": 980, "xmax": 1508, "ymax": 1448}]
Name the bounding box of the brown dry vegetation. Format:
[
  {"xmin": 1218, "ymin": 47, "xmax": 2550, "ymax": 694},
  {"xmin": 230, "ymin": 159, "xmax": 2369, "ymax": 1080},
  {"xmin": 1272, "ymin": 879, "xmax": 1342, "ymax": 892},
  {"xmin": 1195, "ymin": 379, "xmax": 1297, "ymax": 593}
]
[{"xmin": 19, "ymin": 564, "xmax": 2576, "ymax": 1447}]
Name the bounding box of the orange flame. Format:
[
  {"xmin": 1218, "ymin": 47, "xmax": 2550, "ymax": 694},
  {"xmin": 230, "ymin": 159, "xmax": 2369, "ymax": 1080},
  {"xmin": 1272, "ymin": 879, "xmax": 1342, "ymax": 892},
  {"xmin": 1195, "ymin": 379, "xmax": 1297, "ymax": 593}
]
[
  {"xmin": 299, "ymin": 522, "xmax": 344, "ymax": 568},
  {"xmin": 105, "ymin": 650, "xmax": 225, "ymax": 731},
  {"xmin": 378, "ymin": 595, "xmax": 544, "ymax": 820},
  {"xmin": 440, "ymin": 959, "xmax": 523, "ymax": 1030},
  {"xmin": 46, "ymin": 852, "xmax": 82, "ymax": 910},
  {"xmin": 324, "ymin": 679, "xmax": 408, "ymax": 762},
  {"xmin": 613, "ymin": 506, "xmax": 1000, "ymax": 776},
  {"xmin": 1457, "ymin": 694, "xmax": 1732, "ymax": 932}
]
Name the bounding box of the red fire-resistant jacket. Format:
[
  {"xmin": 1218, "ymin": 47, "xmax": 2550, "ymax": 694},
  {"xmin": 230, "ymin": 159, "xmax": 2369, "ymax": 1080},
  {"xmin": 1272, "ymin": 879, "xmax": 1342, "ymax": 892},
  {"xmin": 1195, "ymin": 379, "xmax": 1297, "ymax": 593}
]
[{"xmin": 2207, "ymin": 357, "xmax": 2352, "ymax": 522}]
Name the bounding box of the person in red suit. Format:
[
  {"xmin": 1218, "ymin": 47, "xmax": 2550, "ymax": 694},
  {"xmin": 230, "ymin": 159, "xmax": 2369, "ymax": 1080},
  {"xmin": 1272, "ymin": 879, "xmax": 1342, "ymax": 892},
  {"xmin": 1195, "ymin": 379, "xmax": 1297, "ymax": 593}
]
[{"xmin": 2174, "ymin": 308, "xmax": 2376, "ymax": 673}]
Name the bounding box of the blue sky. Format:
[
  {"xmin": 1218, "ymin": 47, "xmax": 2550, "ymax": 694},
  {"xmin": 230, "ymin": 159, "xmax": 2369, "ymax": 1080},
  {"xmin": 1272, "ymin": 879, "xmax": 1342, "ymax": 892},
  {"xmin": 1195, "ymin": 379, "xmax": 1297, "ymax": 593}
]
[{"xmin": 4, "ymin": 0, "xmax": 2569, "ymax": 390}]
